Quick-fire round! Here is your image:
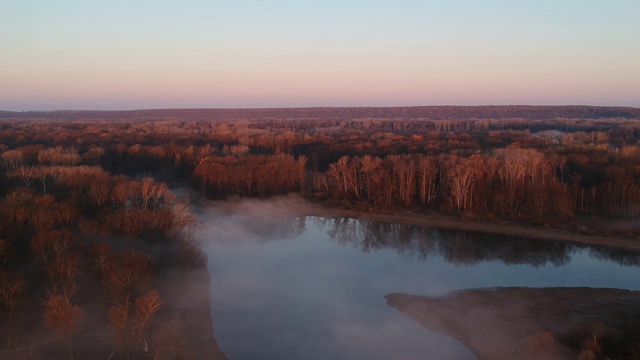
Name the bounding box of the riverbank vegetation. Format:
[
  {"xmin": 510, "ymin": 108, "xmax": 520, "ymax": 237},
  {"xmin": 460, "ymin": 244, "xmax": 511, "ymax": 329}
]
[{"xmin": 0, "ymin": 153, "xmax": 217, "ymax": 357}]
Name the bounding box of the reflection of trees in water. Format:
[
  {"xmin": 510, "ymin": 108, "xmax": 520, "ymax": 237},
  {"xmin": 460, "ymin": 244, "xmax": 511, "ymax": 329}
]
[
  {"xmin": 321, "ymin": 218, "xmax": 433, "ymax": 257},
  {"xmin": 317, "ymin": 217, "xmax": 640, "ymax": 268},
  {"xmin": 436, "ymin": 231, "xmax": 572, "ymax": 267},
  {"xmin": 238, "ymin": 215, "xmax": 307, "ymax": 242},
  {"xmin": 587, "ymin": 247, "xmax": 640, "ymax": 267}
]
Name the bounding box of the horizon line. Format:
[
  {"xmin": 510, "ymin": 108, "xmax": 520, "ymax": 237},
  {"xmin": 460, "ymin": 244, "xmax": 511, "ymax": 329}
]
[{"xmin": 3, "ymin": 104, "xmax": 640, "ymax": 113}]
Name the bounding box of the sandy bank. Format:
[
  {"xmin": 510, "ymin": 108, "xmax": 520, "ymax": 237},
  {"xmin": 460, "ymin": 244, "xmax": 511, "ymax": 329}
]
[{"xmin": 386, "ymin": 288, "xmax": 640, "ymax": 360}]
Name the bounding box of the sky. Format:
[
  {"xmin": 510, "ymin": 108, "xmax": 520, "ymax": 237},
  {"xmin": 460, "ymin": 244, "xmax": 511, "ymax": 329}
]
[{"xmin": 1, "ymin": 0, "xmax": 639, "ymax": 110}]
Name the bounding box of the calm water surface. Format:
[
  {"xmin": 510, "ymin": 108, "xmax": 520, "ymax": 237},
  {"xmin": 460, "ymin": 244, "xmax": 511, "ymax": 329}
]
[{"xmin": 199, "ymin": 213, "xmax": 640, "ymax": 360}]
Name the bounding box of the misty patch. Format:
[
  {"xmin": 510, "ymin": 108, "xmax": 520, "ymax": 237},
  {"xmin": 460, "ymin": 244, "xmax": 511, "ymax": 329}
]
[{"xmin": 193, "ymin": 196, "xmax": 309, "ymax": 245}]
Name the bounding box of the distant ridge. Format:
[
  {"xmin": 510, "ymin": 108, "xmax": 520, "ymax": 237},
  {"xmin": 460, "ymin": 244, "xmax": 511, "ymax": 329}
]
[{"xmin": 1, "ymin": 105, "xmax": 639, "ymax": 120}]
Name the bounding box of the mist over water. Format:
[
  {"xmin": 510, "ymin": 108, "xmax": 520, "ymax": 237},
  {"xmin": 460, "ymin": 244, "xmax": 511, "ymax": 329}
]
[
  {"xmin": 192, "ymin": 196, "xmax": 308, "ymax": 245},
  {"xmin": 194, "ymin": 198, "xmax": 640, "ymax": 360}
]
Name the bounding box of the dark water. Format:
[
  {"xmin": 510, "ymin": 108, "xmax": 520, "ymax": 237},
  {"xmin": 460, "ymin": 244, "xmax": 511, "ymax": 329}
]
[{"xmin": 199, "ymin": 214, "xmax": 640, "ymax": 360}]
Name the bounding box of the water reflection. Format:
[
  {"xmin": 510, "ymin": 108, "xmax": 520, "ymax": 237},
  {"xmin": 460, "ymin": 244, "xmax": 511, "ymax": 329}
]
[
  {"xmin": 201, "ymin": 211, "xmax": 640, "ymax": 360},
  {"xmin": 319, "ymin": 217, "xmax": 640, "ymax": 268},
  {"xmin": 587, "ymin": 247, "xmax": 640, "ymax": 267}
]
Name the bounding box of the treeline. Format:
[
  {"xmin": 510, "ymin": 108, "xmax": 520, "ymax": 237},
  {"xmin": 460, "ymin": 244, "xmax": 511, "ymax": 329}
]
[
  {"xmin": 193, "ymin": 148, "xmax": 640, "ymax": 223},
  {"xmin": 0, "ymin": 151, "xmax": 204, "ymax": 358},
  {"xmin": 1, "ymin": 113, "xmax": 640, "ymax": 231},
  {"xmin": 319, "ymin": 149, "xmax": 640, "ymax": 221},
  {"xmin": 194, "ymin": 153, "xmax": 307, "ymax": 197},
  {"xmin": 2, "ymin": 105, "xmax": 640, "ymax": 120}
]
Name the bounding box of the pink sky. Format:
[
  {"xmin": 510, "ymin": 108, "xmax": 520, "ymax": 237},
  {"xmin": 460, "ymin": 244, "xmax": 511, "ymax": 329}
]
[{"xmin": 2, "ymin": 1, "xmax": 639, "ymax": 110}]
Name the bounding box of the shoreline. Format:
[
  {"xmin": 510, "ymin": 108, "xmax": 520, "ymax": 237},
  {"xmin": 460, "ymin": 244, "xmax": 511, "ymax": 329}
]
[
  {"xmin": 386, "ymin": 287, "xmax": 640, "ymax": 360},
  {"xmin": 187, "ymin": 193, "xmax": 640, "ymax": 253},
  {"xmin": 296, "ymin": 204, "xmax": 640, "ymax": 252}
]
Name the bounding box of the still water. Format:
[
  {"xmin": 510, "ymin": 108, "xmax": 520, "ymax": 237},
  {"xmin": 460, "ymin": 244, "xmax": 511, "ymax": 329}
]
[{"xmin": 199, "ymin": 212, "xmax": 640, "ymax": 360}]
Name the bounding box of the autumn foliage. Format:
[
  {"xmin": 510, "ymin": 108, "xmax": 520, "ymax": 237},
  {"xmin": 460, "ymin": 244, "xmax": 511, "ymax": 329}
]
[{"xmin": 0, "ymin": 125, "xmax": 204, "ymax": 357}]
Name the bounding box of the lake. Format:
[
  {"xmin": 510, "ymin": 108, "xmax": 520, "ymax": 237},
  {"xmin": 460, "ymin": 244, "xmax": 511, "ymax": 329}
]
[{"xmin": 197, "ymin": 208, "xmax": 640, "ymax": 360}]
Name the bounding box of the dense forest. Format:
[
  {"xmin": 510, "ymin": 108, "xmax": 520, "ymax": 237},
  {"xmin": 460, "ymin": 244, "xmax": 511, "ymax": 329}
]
[
  {"xmin": 1, "ymin": 106, "xmax": 640, "ymax": 358},
  {"xmin": 0, "ymin": 117, "xmax": 223, "ymax": 357},
  {"xmin": 0, "ymin": 164, "xmax": 215, "ymax": 358},
  {"xmin": 2, "ymin": 106, "xmax": 639, "ymax": 230}
]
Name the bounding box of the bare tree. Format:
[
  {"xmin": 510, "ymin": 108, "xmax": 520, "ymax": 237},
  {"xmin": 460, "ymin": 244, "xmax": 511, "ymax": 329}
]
[
  {"xmin": 0, "ymin": 272, "xmax": 27, "ymax": 313},
  {"xmin": 359, "ymin": 155, "xmax": 383, "ymax": 200},
  {"xmin": 327, "ymin": 156, "xmax": 354, "ymax": 197},
  {"xmin": 88, "ymin": 181, "xmax": 110, "ymax": 208},
  {"xmin": 297, "ymin": 155, "xmax": 308, "ymax": 193},
  {"xmin": 495, "ymin": 148, "xmax": 529, "ymax": 214},
  {"xmin": 446, "ymin": 155, "xmax": 477, "ymax": 213},
  {"xmin": 417, "ymin": 155, "xmax": 438, "ymax": 205},
  {"xmin": 109, "ymin": 303, "xmax": 132, "ymax": 358},
  {"xmin": 104, "ymin": 251, "xmax": 152, "ymax": 307},
  {"xmin": 43, "ymin": 292, "xmax": 80, "ymax": 359},
  {"xmin": 385, "ymin": 155, "xmax": 417, "ymax": 206},
  {"xmin": 1, "ymin": 150, "xmax": 23, "ymax": 171},
  {"xmin": 8, "ymin": 165, "xmax": 36, "ymax": 187},
  {"xmin": 134, "ymin": 290, "xmax": 162, "ymax": 340}
]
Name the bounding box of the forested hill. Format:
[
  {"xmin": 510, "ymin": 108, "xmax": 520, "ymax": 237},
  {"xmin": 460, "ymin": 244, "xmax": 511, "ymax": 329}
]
[{"xmin": 2, "ymin": 105, "xmax": 639, "ymax": 121}]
